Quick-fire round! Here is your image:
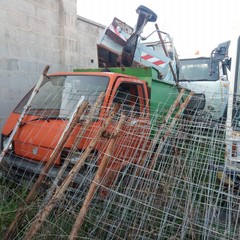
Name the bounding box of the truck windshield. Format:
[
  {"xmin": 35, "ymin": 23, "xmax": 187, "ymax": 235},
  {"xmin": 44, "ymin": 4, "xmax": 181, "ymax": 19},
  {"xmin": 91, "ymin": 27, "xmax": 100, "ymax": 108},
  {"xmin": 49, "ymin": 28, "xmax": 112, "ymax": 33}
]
[
  {"xmin": 179, "ymin": 58, "xmax": 219, "ymax": 81},
  {"xmin": 14, "ymin": 75, "xmax": 109, "ymax": 118}
]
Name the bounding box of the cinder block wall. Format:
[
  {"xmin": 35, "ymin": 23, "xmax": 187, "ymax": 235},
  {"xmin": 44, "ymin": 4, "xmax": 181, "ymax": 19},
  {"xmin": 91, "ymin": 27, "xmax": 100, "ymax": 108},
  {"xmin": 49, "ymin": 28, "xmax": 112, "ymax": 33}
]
[{"xmin": 0, "ymin": 0, "xmax": 105, "ymax": 136}]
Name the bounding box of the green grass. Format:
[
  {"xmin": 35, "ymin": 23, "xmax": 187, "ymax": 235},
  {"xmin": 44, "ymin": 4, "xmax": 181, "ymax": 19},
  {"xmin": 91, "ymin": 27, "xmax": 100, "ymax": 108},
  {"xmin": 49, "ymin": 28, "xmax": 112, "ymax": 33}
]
[{"xmin": 0, "ymin": 178, "xmax": 28, "ymax": 238}]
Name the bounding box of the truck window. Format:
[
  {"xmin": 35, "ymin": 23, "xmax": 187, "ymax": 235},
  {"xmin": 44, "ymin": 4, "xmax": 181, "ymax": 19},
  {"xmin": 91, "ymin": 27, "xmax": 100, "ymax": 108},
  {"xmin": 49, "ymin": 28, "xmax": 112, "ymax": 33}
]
[
  {"xmin": 14, "ymin": 75, "xmax": 109, "ymax": 119},
  {"xmin": 113, "ymin": 83, "xmax": 141, "ymax": 116},
  {"xmin": 179, "ymin": 58, "xmax": 219, "ymax": 81}
]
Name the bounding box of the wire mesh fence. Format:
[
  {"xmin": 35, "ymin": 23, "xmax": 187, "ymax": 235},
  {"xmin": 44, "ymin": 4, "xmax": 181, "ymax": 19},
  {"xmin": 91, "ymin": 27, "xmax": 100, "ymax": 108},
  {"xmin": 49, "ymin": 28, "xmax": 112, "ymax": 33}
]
[{"xmin": 0, "ymin": 88, "xmax": 239, "ymax": 239}]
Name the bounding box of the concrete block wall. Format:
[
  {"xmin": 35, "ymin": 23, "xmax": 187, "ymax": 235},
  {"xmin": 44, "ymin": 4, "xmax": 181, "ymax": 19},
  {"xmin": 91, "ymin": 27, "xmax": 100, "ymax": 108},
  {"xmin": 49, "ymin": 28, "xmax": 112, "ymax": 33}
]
[{"xmin": 0, "ymin": 0, "xmax": 105, "ymax": 137}]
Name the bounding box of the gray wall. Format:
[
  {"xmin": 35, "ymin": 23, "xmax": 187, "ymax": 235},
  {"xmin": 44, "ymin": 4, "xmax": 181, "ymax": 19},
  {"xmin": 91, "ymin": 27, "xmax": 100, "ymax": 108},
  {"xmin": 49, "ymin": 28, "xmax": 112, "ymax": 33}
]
[{"xmin": 0, "ymin": 0, "xmax": 105, "ymax": 135}]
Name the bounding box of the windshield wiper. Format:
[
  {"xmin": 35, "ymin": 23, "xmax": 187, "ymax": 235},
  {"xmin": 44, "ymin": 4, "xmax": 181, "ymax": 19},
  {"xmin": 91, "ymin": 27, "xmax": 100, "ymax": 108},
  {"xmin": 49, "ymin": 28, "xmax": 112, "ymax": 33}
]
[{"xmin": 19, "ymin": 116, "xmax": 65, "ymax": 127}]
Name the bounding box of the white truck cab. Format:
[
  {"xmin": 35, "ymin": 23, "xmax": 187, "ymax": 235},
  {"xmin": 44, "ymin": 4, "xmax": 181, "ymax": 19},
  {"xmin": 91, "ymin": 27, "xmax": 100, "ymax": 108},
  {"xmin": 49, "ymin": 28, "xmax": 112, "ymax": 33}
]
[{"xmin": 178, "ymin": 41, "xmax": 231, "ymax": 122}]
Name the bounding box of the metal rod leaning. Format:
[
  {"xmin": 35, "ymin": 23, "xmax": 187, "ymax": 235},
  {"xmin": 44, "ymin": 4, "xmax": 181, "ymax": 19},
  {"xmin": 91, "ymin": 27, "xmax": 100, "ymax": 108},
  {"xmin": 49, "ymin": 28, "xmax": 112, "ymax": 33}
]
[{"xmin": 155, "ymin": 24, "xmax": 178, "ymax": 84}]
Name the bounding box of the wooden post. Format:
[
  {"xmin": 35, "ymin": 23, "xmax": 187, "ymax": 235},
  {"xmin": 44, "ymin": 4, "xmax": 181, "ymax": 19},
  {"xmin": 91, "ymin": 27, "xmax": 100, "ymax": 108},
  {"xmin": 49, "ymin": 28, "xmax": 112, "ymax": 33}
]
[
  {"xmin": 3, "ymin": 97, "xmax": 88, "ymax": 240},
  {"xmin": 42, "ymin": 92, "xmax": 105, "ymax": 205},
  {"xmin": 23, "ymin": 104, "xmax": 120, "ymax": 240},
  {"xmin": 69, "ymin": 114, "xmax": 126, "ymax": 240}
]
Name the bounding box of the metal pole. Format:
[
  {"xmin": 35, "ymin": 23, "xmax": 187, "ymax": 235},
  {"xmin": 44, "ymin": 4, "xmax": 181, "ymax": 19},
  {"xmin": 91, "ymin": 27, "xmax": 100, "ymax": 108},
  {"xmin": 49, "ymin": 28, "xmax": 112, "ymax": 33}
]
[{"xmin": 155, "ymin": 24, "xmax": 178, "ymax": 83}]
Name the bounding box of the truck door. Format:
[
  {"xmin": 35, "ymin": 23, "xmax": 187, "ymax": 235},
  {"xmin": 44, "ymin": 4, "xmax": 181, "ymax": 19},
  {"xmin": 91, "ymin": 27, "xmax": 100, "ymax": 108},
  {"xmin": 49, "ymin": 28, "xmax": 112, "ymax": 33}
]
[
  {"xmin": 112, "ymin": 78, "xmax": 150, "ymax": 157},
  {"xmin": 100, "ymin": 78, "xmax": 150, "ymax": 191}
]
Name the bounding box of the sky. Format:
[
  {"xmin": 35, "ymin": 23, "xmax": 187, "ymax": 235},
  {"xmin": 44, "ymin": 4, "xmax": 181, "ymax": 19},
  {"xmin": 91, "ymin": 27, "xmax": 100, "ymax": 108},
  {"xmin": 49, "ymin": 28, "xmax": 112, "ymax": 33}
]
[{"xmin": 77, "ymin": 0, "xmax": 239, "ymax": 58}]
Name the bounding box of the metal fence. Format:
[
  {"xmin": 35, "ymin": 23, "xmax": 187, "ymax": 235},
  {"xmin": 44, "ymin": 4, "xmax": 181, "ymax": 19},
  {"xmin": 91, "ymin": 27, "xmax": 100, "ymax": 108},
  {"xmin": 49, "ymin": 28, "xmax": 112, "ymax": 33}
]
[{"xmin": 0, "ymin": 89, "xmax": 239, "ymax": 240}]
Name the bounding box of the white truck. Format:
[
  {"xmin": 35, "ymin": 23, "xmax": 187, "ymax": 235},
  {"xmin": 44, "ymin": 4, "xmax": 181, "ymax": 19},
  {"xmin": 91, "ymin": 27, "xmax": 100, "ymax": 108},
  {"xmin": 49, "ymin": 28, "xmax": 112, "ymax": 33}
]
[
  {"xmin": 97, "ymin": 13, "xmax": 231, "ymax": 122},
  {"xmin": 178, "ymin": 41, "xmax": 230, "ymax": 122}
]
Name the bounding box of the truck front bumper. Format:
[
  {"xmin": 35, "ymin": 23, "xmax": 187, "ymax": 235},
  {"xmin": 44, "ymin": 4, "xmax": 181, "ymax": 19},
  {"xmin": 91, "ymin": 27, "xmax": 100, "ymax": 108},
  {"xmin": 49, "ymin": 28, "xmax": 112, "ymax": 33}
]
[{"xmin": 0, "ymin": 153, "xmax": 96, "ymax": 195}]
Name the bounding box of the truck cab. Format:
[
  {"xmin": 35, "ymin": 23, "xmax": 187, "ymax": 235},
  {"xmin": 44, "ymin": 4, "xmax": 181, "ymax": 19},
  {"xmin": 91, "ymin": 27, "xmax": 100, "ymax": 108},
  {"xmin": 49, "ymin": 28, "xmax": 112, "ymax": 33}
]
[
  {"xmin": 178, "ymin": 42, "xmax": 230, "ymax": 122},
  {"xmin": 1, "ymin": 64, "xmax": 185, "ymax": 193},
  {"xmin": 1, "ymin": 70, "xmax": 152, "ymax": 188}
]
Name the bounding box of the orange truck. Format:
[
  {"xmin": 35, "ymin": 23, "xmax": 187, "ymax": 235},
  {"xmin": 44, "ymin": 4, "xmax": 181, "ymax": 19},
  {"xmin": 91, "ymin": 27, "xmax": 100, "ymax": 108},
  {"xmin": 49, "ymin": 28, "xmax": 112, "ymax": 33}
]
[
  {"xmin": 1, "ymin": 67, "xmax": 186, "ymax": 190},
  {"xmin": 0, "ymin": 66, "xmax": 184, "ymax": 191},
  {"xmin": 0, "ymin": 6, "xmax": 188, "ymax": 192}
]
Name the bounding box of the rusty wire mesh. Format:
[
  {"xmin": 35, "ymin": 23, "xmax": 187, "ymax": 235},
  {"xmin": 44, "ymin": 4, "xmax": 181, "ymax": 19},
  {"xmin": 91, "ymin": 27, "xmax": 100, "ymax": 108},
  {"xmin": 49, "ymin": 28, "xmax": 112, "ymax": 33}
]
[{"xmin": 0, "ymin": 89, "xmax": 239, "ymax": 240}]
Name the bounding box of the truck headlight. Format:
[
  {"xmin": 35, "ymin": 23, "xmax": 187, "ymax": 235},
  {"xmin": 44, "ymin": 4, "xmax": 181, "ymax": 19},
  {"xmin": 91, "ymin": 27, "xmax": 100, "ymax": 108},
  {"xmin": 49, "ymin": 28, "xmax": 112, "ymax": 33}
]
[
  {"xmin": 1, "ymin": 135, "xmax": 13, "ymax": 151},
  {"xmin": 207, "ymin": 105, "xmax": 215, "ymax": 111}
]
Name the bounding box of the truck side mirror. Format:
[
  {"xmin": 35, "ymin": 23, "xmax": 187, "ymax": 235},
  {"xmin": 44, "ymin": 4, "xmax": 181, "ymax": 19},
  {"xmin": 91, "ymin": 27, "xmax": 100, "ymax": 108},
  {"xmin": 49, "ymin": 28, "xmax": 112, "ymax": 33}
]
[
  {"xmin": 211, "ymin": 41, "xmax": 230, "ymax": 62},
  {"xmin": 223, "ymin": 57, "xmax": 231, "ymax": 71},
  {"xmin": 209, "ymin": 40, "xmax": 230, "ymax": 75}
]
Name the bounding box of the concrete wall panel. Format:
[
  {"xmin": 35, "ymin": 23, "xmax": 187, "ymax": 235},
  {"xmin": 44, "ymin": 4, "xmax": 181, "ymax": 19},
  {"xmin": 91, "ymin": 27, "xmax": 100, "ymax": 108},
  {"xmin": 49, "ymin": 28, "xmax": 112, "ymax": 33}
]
[{"xmin": 0, "ymin": 0, "xmax": 105, "ymax": 139}]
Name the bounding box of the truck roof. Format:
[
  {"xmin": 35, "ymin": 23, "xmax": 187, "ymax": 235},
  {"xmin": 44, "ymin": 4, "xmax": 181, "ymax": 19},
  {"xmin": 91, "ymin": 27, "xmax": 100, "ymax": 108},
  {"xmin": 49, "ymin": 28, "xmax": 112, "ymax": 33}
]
[{"xmin": 49, "ymin": 71, "xmax": 141, "ymax": 80}]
